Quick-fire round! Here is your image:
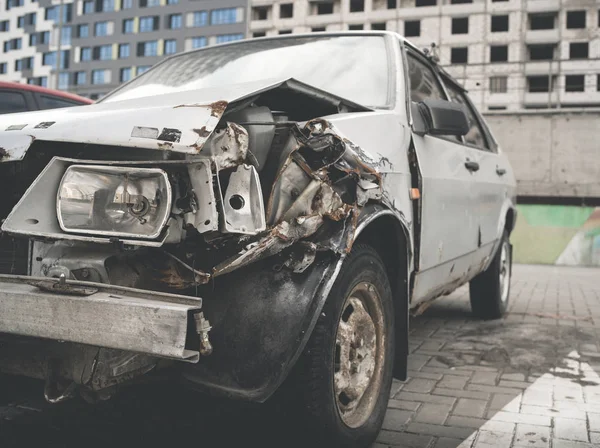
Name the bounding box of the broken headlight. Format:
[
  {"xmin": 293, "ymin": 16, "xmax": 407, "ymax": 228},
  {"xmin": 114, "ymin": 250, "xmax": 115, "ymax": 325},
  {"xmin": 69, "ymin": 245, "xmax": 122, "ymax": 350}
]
[{"xmin": 57, "ymin": 165, "xmax": 172, "ymax": 239}]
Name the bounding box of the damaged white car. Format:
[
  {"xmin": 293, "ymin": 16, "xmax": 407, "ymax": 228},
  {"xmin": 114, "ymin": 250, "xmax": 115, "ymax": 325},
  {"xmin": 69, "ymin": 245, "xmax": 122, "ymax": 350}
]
[{"xmin": 0, "ymin": 32, "xmax": 516, "ymax": 447}]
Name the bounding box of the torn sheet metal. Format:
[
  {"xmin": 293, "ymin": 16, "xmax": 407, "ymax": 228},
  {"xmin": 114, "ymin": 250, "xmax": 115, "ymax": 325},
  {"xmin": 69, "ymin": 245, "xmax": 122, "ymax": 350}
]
[{"xmin": 201, "ymin": 122, "xmax": 249, "ymax": 168}]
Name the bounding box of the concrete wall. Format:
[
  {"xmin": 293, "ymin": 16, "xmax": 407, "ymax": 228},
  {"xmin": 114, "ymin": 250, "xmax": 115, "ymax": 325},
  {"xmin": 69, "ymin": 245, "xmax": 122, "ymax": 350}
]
[{"xmin": 484, "ymin": 110, "xmax": 600, "ymax": 199}]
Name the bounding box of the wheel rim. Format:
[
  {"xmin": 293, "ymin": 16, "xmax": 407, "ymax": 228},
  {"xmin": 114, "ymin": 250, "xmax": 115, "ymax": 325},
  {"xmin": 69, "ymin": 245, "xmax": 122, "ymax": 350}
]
[
  {"xmin": 334, "ymin": 282, "xmax": 386, "ymax": 428},
  {"xmin": 499, "ymin": 241, "xmax": 510, "ymax": 303}
]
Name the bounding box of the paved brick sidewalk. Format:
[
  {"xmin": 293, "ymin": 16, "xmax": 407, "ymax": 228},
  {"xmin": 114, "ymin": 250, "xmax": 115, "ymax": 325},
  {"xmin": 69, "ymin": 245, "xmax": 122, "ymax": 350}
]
[
  {"xmin": 0, "ymin": 264, "xmax": 599, "ymax": 447},
  {"xmin": 376, "ymin": 264, "xmax": 600, "ymax": 448}
]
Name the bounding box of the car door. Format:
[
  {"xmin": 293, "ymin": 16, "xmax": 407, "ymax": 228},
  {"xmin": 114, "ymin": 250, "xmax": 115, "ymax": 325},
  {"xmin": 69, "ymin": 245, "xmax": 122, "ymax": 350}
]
[
  {"xmin": 406, "ymin": 52, "xmax": 483, "ymax": 304},
  {"xmin": 441, "ymin": 78, "xmax": 505, "ymax": 256}
]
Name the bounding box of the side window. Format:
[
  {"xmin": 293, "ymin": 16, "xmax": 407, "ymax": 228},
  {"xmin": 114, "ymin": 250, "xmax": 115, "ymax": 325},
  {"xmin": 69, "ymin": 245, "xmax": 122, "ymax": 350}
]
[
  {"xmin": 443, "ymin": 81, "xmax": 489, "ymax": 150},
  {"xmin": 406, "ymin": 53, "xmax": 447, "ymax": 102},
  {"xmin": 38, "ymin": 95, "xmax": 81, "ymax": 110},
  {"xmin": 0, "ymin": 91, "xmax": 30, "ymax": 115}
]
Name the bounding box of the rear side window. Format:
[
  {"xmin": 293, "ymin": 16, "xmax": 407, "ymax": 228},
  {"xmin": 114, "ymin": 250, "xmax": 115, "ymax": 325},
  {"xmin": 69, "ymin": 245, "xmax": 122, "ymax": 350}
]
[
  {"xmin": 406, "ymin": 54, "xmax": 447, "ymax": 102},
  {"xmin": 38, "ymin": 95, "xmax": 81, "ymax": 110},
  {"xmin": 0, "ymin": 91, "xmax": 29, "ymax": 115},
  {"xmin": 443, "ymin": 81, "xmax": 489, "ymax": 150}
]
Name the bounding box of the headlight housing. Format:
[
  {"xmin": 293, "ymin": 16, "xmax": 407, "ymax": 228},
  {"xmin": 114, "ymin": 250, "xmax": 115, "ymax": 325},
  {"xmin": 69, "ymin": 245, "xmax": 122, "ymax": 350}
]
[{"xmin": 57, "ymin": 165, "xmax": 172, "ymax": 240}]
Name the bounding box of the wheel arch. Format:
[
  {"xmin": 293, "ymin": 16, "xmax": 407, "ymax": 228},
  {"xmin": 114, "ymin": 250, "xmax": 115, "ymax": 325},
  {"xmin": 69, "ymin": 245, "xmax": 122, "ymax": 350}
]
[
  {"xmin": 353, "ymin": 205, "xmax": 412, "ymax": 380},
  {"xmin": 505, "ymin": 206, "xmax": 517, "ymax": 235}
]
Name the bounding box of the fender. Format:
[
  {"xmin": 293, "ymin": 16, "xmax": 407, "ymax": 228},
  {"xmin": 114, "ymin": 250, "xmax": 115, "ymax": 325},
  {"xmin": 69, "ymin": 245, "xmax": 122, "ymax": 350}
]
[{"xmin": 182, "ymin": 204, "xmax": 413, "ymax": 401}]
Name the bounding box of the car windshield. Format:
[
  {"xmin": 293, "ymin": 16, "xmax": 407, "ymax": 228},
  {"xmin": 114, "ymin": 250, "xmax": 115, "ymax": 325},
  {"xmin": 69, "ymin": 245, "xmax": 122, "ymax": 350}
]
[{"xmin": 101, "ymin": 35, "xmax": 391, "ymax": 107}]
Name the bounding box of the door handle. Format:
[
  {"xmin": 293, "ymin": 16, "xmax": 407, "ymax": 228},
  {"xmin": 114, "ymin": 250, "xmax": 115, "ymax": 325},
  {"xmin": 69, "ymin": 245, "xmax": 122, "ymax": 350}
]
[
  {"xmin": 496, "ymin": 167, "xmax": 506, "ymax": 176},
  {"xmin": 464, "ymin": 160, "xmax": 480, "ymax": 172}
]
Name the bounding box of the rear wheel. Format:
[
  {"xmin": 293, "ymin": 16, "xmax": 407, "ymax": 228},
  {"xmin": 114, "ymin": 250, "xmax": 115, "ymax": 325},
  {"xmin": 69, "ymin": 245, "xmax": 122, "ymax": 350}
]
[
  {"xmin": 469, "ymin": 231, "xmax": 511, "ymax": 320},
  {"xmin": 286, "ymin": 244, "xmax": 395, "ymax": 447}
]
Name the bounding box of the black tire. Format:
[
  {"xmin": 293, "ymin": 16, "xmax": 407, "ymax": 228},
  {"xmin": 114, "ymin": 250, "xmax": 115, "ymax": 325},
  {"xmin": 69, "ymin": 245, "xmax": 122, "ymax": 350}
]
[
  {"xmin": 286, "ymin": 244, "xmax": 395, "ymax": 448},
  {"xmin": 470, "ymin": 230, "xmax": 512, "ymax": 320}
]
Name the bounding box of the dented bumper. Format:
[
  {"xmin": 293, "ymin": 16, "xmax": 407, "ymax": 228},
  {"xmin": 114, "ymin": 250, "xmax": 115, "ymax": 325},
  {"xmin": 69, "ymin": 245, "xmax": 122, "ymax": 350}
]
[{"xmin": 0, "ymin": 275, "xmax": 205, "ymax": 363}]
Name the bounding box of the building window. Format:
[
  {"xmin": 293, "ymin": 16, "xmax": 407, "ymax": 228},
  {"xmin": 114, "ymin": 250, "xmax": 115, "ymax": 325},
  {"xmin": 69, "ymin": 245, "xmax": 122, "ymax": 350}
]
[
  {"xmin": 58, "ymin": 73, "xmax": 69, "ymax": 90},
  {"xmin": 120, "ymin": 67, "xmax": 132, "ymax": 82},
  {"xmin": 371, "ymin": 22, "xmax": 386, "ymax": 30},
  {"xmin": 528, "ymin": 44, "xmax": 555, "ymax": 61},
  {"xmin": 280, "ymin": 3, "xmax": 293, "ymax": 18},
  {"xmin": 350, "ymin": 0, "xmax": 365, "ymax": 12},
  {"xmin": 95, "ymin": 21, "xmax": 109, "ymax": 36},
  {"xmin": 28, "ymin": 77, "xmax": 48, "ymax": 87},
  {"xmin": 137, "ymin": 66, "xmax": 151, "ymax": 74},
  {"xmin": 168, "ymin": 14, "xmax": 182, "ymax": 29},
  {"xmin": 451, "ymin": 47, "xmax": 468, "ymax": 64},
  {"xmin": 137, "ymin": 40, "xmax": 158, "ymax": 57},
  {"xmin": 139, "ymin": 16, "xmax": 158, "ymax": 32},
  {"xmin": 166, "ymin": 0, "xmax": 178, "ymax": 4},
  {"xmin": 123, "ymin": 18, "xmax": 135, "ymax": 34},
  {"xmin": 314, "ymin": 2, "xmax": 334, "ymax": 14},
  {"xmin": 83, "ymin": 0, "xmax": 94, "ymax": 14},
  {"xmin": 252, "ymin": 6, "xmax": 269, "ymax": 20},
  {"xmin": 45, "ymin": 5, "xmax": 58, "ymax": 21},
  {"xmin": 491, "ymin": 15, "xmax": 509, "ymax": 32},
  {"xmin": 216, "ymin": 34, "xmax": 244, "ymax": 44},
  {"xmin": 489, "ymin": 76, "xmax": 508, "ymax": 93},
  {"xmin": 404, "ymin": 20, "xmax": 420, "ymax": 37},
  {"xmin": 451, "ymin": 17, "xmax": 469, "ymax": 34},
  {"xmin": 280, "ymin": 29, "xmax": 293, "ymax": 34},
  {"xmin": 311, "ymin": 27, "xmax": 325, "ymax": 32},
  {"xmin": 490, "ymin": 45, "xmax": 508, "ymax": 62},
  {"xmin": 566, "ymin": 10, "xmax": 586, "ymax": 29},
  {"xmin": 61, "ymin": 26, "xmax": 72, "ymax": 45},
  {"xmin": 0, "ymin": 20, "xmax": 9, "ymax": 32},
  {"xmin": 96, "ymin": 45, "xmax": 113, "ymax": 61},
  {"xmin": 75, "ymin": 71, "xmax": 86, "ymax": 85},
  {"xmin": 211, "ymin": 8, "xmax": 239, "ymax": 25},
  {"xmin": 164, "ymin": 39, "xmax": 177, "ymax": 54},
  {"xmin": 191, "ymin": 36, "xmax": 207, "ymax": 49},
  {"xmin": 565, "ymin": 75, "xmax": 585, "ymax": 92},
  {"xmin": 597, "ymin": 75, "xmax": 600, "ymax": 92},
  {"xmin": 40, "ymin": 31, "xmax": 49, "ymax": 44},
  {"xmin": 527, "ymin": 75, "xmax": 553, "ymax": 93},
  {"xmin": 193, "ymin": 11, "xmax": 208, "ymax": 27},
  {"xmin": 91, "ymin": 69, "xmax": 106, "ymax": 85},
  {"xmin": 42, "ymin": 51, "xmax": 56, "ymax": 68},
  {"xmin": 253, "ymin": 32, "xmax": 266, "ymax": 38},
  {"xmin": 119, "ymin": 43, "xmax": 130, "ymax": 58},
  {"xmin": 387, "ymin": 0, "xmax": 397, "ymax": 7},
  {"xmin": 121, "ymin": 0, "xmax": 133, "ymax": 9},
  {"xmin": 450, "ymin": 0, "xmax": 472, "ymax": 3},
  {"xmin": 81, "ymin": 47, "xmax": 92, "ymax": 61},
  {"xmin": 529, "ymin": 12, "xmax": 557, "ymax": 30},
  {"xmin": 102, "ymin": 0, "xmax": 114, "ymax": 11},
  {"xmin": 0, "ymin": 63, "xmax": 7, "ymax": 74},
  {"xmin": 59, "ymin": 50, "xmax": 69, "ymax": 69},
  {"xmin": 415, "ymin": 0, "xmax": 436, "ymax": 6},
  {"xmin": 348, "ymin": 24, "xmax": 363, "ymax": 30},
  {"xmin": 139, "ymin": 0, "xmax": 160, "ymax": 7},
  {"xmin": 78, "ymin": 24, "xmax": 89, "ymax": 38},
  {"xmin": 570, "ymin": 42, "xmax": 589, "ymax": 59}
]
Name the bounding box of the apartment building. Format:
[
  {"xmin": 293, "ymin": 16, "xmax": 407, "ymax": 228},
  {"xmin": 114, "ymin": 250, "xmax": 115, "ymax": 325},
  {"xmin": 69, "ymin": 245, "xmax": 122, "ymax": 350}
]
[
  {"xmin": 1, "ymin": 0, "xmax": 248, "ymax": 99},
  {"xmin": 249, "ymin": 0, "xmax": 600, "ymax": 111}
]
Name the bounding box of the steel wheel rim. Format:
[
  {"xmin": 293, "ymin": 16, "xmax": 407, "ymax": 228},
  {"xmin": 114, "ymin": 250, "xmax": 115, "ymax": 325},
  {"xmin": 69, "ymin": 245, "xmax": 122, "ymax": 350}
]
[
  {"xmin": 499, "ymin": 241, "xmax": 510, "ymax": 303},
  {"xmin": 334, "ymin": 282, "xmax": 386, "ymax": 429}
]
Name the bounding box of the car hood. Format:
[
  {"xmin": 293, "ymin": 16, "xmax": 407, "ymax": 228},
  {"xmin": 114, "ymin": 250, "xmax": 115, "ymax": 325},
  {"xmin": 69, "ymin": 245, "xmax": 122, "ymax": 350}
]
[{"xmin": 0, "ymin": 78, "xmax": 371, "ymax": 163}]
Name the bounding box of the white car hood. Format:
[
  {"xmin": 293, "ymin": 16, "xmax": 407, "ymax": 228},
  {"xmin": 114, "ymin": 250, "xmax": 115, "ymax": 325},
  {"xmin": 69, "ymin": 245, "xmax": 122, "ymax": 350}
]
[{"xmin": 0, "ymin": 78, "xmax": 369, "ymax": 163}]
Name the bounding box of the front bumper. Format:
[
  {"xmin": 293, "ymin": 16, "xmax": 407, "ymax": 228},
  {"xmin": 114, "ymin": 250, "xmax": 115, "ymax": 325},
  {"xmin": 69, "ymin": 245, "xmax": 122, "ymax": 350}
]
[{"xmin": 0, "ymin": 274, "xmax": 203, "ymax": 363}]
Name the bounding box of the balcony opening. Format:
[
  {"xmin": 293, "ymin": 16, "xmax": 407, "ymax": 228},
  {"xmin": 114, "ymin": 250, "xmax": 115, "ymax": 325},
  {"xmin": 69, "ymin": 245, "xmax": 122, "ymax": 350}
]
[
  {"xmin": 491, "ymin": 15, "xmax": 509, "ymax": 32},
  {"xmin": 279, "ymin": 29, "xmax": 292, "ymax": 34},
  {"xmin": 314, "ymin": 1, "xmax": 334, "ymax": 15},
  {"xmin": 450, "ymin": 0, "xmax": 472, "ymax": 3},
  {"xmin": 372, "ymin": 22, "xmax": 386, "ymax": 30},
  {"xmin": 527, "ymin": 75, "xmax": 554, "ymax": 93},
  {"xmin": 350, "ymin": 0, "xmax": 365, "ymax": 12},
  {"xmin": 528, "ymin": 44, "xmax": 555, "ymax": 61},
  {"xmin": 252, "ymin": 32, "xmax": 266, "ymax": 38},
  {"xmin": 252, "ymin": 6, "xmax": 269, "ymax": 21},
  {"xmin": 311, "ymin": 27, "xmax": 325, "ymax": 32},
  {"xmin": 404, "ymin": 20, "xmax": 420, "ymax": 37},
  {"xmin": 280, "ymin": 3, "xmax": 293, "ymax": 18},
  {"xmin": 415, "ymin": 0, "xmax": 436, "ymax": 6},
  {"xmin": 566, "ymin": 10, "xmax": 586, "ymax": 29},
  {"xmin": 348, "ymin": 24, "xmax": 364, "ymax": 30},
  {"xmin": 565, "ymin": 75, "xmax": 585, "ymax": 92},
  {"xmin": 388, "ymin": 0, "xmax": 396, "ymax": 8},
  {"xmin": 451, "ymin": 17, "xmax": 468, "ymax": 34},
  {"xmin": 451, "ymin": 47, "xmax": 468, "ymax": 64},
  {"xmin": 529, "ymin": 12, "xmax": 557, "ymax": 30},
  {"xmin": 570, "ymin": 42, "xmax": 589, "ymax": 59},
  {"xmin": 490, "ymin": 45, "xmax": 508, "ymax": 62}
]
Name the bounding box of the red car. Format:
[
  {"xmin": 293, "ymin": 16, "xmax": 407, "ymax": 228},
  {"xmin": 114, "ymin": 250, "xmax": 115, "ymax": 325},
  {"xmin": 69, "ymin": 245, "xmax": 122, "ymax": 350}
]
[{"xmin": 0, "ymin": 82, "xmax": 92, "ymax": 114}]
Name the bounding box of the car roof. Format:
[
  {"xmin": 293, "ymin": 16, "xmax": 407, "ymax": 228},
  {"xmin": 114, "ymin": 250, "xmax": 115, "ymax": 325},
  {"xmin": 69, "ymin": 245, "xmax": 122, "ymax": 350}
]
[{"xmin": 0, "ymin": 81, "xmax": 93, "ymax": 104}]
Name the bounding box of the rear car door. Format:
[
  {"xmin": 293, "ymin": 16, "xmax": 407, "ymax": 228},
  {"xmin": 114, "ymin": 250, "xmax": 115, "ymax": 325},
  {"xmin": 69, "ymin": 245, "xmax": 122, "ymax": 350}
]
[
  {"xmin": 441, "ymin": 78, "xmax": 505, "ymax": 254},
  {"xmin": 406, "ymin": 52, "xmax": 482, "ymax": 304},
  {"xmin": 0, "ymin": 89, "xmax": 35, "ymax": 114}
]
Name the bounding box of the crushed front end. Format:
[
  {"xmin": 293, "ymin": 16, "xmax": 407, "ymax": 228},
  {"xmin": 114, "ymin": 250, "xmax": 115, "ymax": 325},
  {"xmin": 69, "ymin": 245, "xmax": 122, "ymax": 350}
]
[{"xmin": 0, "ymin": 79, "xmax": 388, "ymax": 402}]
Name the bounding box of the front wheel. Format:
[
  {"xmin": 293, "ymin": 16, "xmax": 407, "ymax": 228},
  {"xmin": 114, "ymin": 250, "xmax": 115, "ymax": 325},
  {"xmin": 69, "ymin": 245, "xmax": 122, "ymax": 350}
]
[
  {"xmin": 469, "ymin": 230, "xmax": 512, "ymax": 320},
  {"xmin": 285, "ymin": 244, "xmax": 395, "ymax": 447}
]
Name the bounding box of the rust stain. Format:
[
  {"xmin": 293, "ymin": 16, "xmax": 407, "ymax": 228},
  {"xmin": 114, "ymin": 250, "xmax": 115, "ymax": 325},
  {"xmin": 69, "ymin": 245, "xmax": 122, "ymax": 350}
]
[
  {"xmin": 157, "ymin": 141, "xmax": 174, "ymax": 150},
  {"xmin": 193, "ymin": 127, "xmax": 211, "ymax": 138},
  {"xmin": 174, "ymin": 100, "xmax": 229, "ymax": 118}
]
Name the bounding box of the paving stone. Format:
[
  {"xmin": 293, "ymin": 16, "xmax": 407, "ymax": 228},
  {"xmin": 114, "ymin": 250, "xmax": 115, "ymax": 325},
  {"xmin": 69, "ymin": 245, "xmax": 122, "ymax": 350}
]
[
  {"xmin": 432, "ymin": 388, "xmax": 491, "ymax": 401},
  {"xmin": 489, "ymin": 393, "xmax": 520, "ymax": 411},
  {"xmin": 414, "ymin": 403, "xmax": 452, "ymax": 425},
  {"xmin": 589, "ymin": 432, "xmax": 600, "ymax": 444},
  {"xmin": 501, "ymin": 373, "xmax": 526, "ymax": 382},
  {"xmin": 376, "ymin": 430, "xmax": 433, "ymax": 447},
  {"xmin": 522, "ymin": 388, "xmax": 552, "ymax": 407},
  {"xmin": 404, "ymin": 423, "xmax": 474, "ymax": 439},
  {"xmin": 513, "ymin": 423, "xmax": 550, "ymax": 448},
  {"xmin": 498, "ymin": 380, "xmax": 530, "ymax": 390},
  {"xmin": 438, "ymin": 375, "xmax": 468, "ymax": 390},
  {"xmin": 404, "ymin": 379, "xmax": 438, "ymax": 394},
  {"xmin": 433, "ymin": 437, "xmax": 464, "ymax": 448},
  {"xmin": 588, "ymin": 413, "xmax": 600, "ymax": 432},
  {"xmin": 382, "ymin": 409, "xmax": 414, "ymax": 431},
  {"xmin": 476, "ymin": 429, "xmax": 513, "ymax": 446},
  {"xmin": 553, "ymin": 417, "xmax": 588, "ymax": 442},
  {"xmin": 407, "ymin": 370, "xmax": 444, "ymax": 381},
  {"xmin": 551, "ymin": 440, "xmax": 594, "ymax": 448},
  {"xmin": 408, "ymin": 354, "xmax": 431, "ymax": 371},
  {"xmin": 467, "ymin": 384, "xmax": 524, "ymax": 395},
  {"xmin": 388, "ymin": 399, "xmax": 421, "ymax": 412},
  {"xmin": 471, "ymin": 371, "xmax": 498, "ymax": 385},
  {"xmin": 479, "ymin": 420, "xmax": 516, "ymax": 434},
  {"xmin": 491, "ymin": 411, "xmax": 551, "ymax": 426},
  {"xmin": 421, "ymin": 367, "xmax": 472, "ymax": 377},
  {"xmin": 453, "ymin": 398, "xmax": 487, "ymax": 418},
  {"xmin": 395, "ymin": 392, "xmax": 456, "ymax": 406},
  {"xmin": 445, "ymin": 416, "xmax": 487, "ymax": 429}
]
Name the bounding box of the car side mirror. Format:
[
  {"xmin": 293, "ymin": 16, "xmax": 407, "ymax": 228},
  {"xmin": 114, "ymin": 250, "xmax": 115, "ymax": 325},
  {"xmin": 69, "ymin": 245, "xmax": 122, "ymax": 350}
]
[{"xmin": 411, "ymin": 99, "xmax": 470, "ymax": 137}]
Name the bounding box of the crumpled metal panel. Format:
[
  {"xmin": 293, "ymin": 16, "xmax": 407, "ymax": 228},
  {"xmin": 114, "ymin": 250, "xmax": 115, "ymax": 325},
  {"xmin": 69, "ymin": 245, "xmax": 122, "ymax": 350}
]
[{"xmin": 221, "ymin": 164, "xmax": 266, "ymax": 235}]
